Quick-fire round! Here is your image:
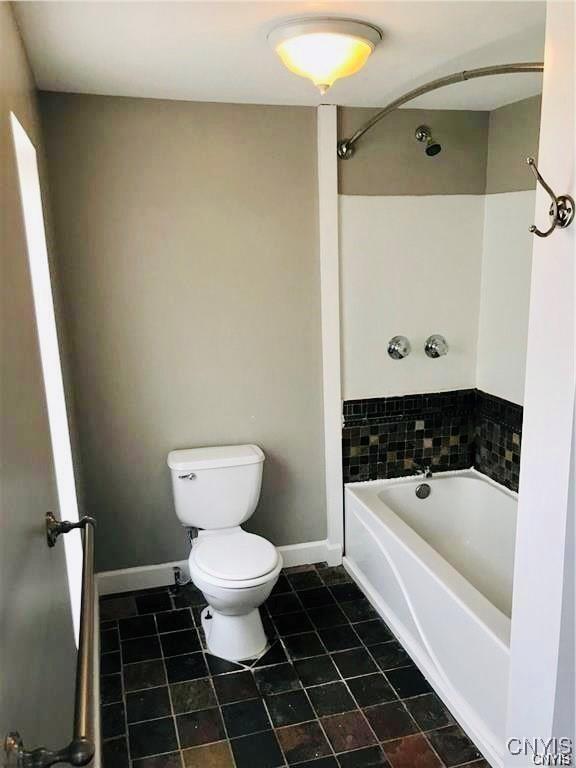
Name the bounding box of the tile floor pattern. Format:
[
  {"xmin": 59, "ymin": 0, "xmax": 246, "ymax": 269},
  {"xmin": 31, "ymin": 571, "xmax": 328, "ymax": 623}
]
[{"xmin": 100, "ymin": 565, "xmax": 490, "ymax": 768}]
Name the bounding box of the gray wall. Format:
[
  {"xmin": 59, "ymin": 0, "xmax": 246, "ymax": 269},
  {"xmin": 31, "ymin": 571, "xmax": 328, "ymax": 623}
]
[
  {"xmin": 40, "ymin": 93, "xmax": 326, "ymax": 572},
  {"xmin": 339, "ymin": 97, "xmax": 541, "ymax": 196},
  {"xmin": 339, "ymin": 107, "xmax": 489, "ymax": 195},
  {"xmin": 0, "ymin": 3, "xmax": 75, "ymax": 748},
  {"xmin": 485, "ymin": 95, "xmax": 541, "ymax": 193}
]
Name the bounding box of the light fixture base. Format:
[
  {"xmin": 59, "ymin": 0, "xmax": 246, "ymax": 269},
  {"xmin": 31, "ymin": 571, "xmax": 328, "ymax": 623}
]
[{"xmin": 267, "ymin": 18, "xmax": 382, "ymax": 50}]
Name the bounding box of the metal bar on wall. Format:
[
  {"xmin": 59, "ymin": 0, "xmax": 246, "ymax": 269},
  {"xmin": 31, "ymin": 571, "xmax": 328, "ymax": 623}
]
[
  {"xmin": 4, "ymin": 515, "xmax": 96, "ymax": 768},
  {"xmin": 337, "ymin": 62, "xmax": 544, "ymax": 160}
]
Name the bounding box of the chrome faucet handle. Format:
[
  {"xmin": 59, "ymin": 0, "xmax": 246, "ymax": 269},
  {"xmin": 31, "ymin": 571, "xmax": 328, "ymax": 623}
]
[
  {"xmin": 388, "ymin": 336, "xmax": 411, "ymax": 360},
  {"xmin": 424, "ymin": 335, "xmax": 448, "ymax": 359}
]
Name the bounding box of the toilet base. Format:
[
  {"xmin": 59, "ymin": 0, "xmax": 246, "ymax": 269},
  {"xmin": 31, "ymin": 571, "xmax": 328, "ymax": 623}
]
[{"xmin": 201, "ymin": 605, "xmax": 268, "ymax": 662}]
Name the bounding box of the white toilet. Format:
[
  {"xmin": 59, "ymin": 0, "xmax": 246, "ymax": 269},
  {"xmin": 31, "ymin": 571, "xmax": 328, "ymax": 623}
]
[{"xmin": 167, "ymin": 444, "xmax": 282, "ymax": 662}]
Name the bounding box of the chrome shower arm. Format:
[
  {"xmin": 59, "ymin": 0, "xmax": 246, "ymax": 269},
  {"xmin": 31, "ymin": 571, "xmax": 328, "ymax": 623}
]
[{"xmin": 337, "ymin": 62, "xmax": 544, "ymax": 159}]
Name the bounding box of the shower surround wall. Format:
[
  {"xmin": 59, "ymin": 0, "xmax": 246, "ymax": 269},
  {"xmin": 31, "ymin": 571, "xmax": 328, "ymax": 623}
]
[
  {"xmin": 339, "ymin": 98, "xmax": 540, "ymax": 403},
  {"xmin": 342, "ymin": 390, "xmax": 475, "ymax": 481},
  {"xmin": 339, "ymin": 97, "xmax": 539, "ymax": 492},
  {"xmin": 342, "ymin": 389, "xmax": 522, "ymax": 491},
  {"xmin": 474, "ymin": 390, "xmax": 522, "ymax": 490}
]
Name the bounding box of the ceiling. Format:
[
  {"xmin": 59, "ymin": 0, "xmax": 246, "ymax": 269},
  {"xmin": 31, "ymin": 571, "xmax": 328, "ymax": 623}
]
[{"xmin": 14, "ymin": 1, "xmax": 545, "ymax": 110}]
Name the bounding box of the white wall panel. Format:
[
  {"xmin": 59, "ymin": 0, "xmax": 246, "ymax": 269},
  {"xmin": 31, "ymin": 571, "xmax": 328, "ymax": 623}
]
[
  {"xmin": 339, "ymin": 194, "xmax": 484, "ymax": 400},
  {"xmin": 476, "ymin": 191, "xmax": 535, "ymax": 405}
]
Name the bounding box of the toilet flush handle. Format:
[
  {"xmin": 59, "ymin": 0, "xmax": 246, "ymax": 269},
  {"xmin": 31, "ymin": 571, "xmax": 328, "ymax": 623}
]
[{"xmin": 178, "ymin": 472, "xmax": 197, "ymax": 480}]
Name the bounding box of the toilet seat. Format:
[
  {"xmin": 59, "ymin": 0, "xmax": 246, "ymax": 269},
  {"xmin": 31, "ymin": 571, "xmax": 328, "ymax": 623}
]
[{"xmin": 190, "ymin": 529, "xmax": 281, "ymax": 589}]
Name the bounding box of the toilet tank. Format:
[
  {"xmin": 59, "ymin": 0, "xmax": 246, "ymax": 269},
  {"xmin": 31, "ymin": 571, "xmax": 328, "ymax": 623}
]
[{"xmin": 167, "ymin": 444, "xmax": 264, "ymax": 529}]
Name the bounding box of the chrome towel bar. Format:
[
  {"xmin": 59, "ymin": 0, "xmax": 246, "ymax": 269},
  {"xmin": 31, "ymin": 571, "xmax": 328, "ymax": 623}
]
[{"xmin": 4, "ymin": 514, "xmax": 96, "ymax": 768}]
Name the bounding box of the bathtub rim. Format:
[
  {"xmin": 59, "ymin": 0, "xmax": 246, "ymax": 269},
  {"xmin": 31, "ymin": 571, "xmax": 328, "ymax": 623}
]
[
  {"xmin": 345, "ymin": 466, "xmax": 518, "ymax": 500},
  {"xmin": 344, "ymin": 468, "xmax": 514, "ymax": 650}
]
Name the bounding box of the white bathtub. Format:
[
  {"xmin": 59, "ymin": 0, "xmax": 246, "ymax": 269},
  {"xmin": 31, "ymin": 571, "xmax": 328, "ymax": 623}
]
[{"xmin": 344, "ymin": 469, "xmax": 517, "ymax": 768}]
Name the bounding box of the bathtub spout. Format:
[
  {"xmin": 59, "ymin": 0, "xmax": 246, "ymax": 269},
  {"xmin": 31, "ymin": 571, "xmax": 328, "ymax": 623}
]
[{"xmin": 413, "ymin": 463, "xmax": 433, "ymax": 479}]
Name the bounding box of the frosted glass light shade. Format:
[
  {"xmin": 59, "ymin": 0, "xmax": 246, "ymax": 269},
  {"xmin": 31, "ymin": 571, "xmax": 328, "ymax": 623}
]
[{"xmin": 269, "ymin": 19, "xmax": 381, "ymax": 94}]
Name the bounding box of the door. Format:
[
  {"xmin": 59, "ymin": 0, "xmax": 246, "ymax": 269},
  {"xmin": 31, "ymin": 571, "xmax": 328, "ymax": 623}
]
[{"xmin": 1, "ymin": 3, "xmax": 78, "ymax": 755}]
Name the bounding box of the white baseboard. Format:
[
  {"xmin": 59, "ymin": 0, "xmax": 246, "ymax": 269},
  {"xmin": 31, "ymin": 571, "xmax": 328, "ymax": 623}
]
[
  {"xmin": 97, "ymin": 539, "xmax": 342, "ymax": 596},
  {"xmin": 97, "ymin": 559, "xmax": 188, "ymax": 596},
  {"xmin": 279, "ymin": 539, "xmax": 342, "ymax": 568},
  {"xmin": 325, "ymin": 540, "xmax": 344, "ymax": 566}
]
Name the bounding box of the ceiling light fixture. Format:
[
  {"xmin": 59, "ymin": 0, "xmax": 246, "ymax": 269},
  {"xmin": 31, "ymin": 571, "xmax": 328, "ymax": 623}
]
[{"xmin": 268, "ymin": 18, "xmax": 382, "ymax": 95}]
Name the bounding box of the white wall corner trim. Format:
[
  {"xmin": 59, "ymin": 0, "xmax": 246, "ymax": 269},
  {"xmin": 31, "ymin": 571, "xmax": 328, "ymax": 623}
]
[
  {"xmin": 96, "ymin": 539, "xmax": 342, "ymax": 596},
  {"xmin": 317, "ymin": 104, "xmax": 344, "ymax": 560},
  {"xmin": 506, "ymin": 1, "xmax": 575, "ymax": 755}
]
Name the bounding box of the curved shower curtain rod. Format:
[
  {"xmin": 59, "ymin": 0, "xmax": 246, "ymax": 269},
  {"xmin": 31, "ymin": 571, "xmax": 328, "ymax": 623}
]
[{"xmin": 337, "ymin": 62, "xmax": 544, "ymax": 159}]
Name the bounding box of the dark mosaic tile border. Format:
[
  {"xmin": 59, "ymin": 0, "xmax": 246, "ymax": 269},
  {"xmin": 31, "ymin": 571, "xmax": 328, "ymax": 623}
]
[
  {"xmin": 343, "ymin": 391, "xmax": 477, "ymax": 426},
  {"xmin": 342, "ymin": 389, "xmax": 522, "ymax": 491},
  {"xmin": 342, "ymin": 390, "xmax": 476, "ymax": 484},
  {"xmin": 474, "ymin": 391, "xmax": 522, "ymax": 492},
  {"xmin": 99, "ymin": 566, "xmax": 487, "ymax": 768}
]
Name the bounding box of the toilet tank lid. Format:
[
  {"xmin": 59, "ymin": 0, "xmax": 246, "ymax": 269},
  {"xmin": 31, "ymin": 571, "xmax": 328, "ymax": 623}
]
[{"xmin": 167, "ymin": 444, "xmax": 264, "ymax": 471}]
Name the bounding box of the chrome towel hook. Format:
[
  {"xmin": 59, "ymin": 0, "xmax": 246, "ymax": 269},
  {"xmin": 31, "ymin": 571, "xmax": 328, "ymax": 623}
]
[{"xmin": 527, "ymin": 157, "xmax": 575, "ymax": 238}]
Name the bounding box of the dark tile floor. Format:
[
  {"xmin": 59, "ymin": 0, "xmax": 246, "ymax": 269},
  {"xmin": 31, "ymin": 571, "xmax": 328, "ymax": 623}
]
[{"xmin": 99, "ymin": 564, "xmax": 489, "ymax": 768}]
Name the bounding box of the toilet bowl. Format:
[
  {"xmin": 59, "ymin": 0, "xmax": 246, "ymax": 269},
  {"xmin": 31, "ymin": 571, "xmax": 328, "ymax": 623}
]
[
  {"xmin": 167, "ymin": 444, "xmax": 281, "ymax": 661},
  {"xmin": 189, "ymin": 528, "xmax": 282, "ymax": 660}
]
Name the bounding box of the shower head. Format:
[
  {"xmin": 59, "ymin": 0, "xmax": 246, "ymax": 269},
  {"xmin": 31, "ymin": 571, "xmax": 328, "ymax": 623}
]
[
  {"xmin": 425, "ymin": 140, "xmax": 442, "ymax": 157},
  {"xmin": 415, "ymin": 125, "xmax": 442, "ymax": 157}
]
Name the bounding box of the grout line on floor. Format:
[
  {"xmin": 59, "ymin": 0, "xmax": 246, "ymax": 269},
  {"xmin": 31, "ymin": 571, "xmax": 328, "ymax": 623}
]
[{"xmin": 99, "ymin": 567, "xmax": 488, "ymax": 768}]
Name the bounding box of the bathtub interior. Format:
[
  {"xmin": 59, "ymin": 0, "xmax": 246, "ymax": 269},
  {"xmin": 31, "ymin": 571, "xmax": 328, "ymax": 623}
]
[{"xmin": 375, "ymin": 471, "xmax": 518, "ymax": 617}]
